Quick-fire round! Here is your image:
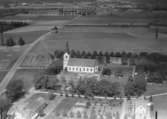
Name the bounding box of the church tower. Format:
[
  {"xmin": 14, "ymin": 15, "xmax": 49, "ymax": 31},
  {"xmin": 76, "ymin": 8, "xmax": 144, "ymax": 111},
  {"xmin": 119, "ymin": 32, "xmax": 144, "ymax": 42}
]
[
  {"xmin": 63, "ymin": 52, "xmax": 70, "ymax": 70},
  {"xmin": 63, "ymin": 41, "xmax": 70, "ymax": 70}
]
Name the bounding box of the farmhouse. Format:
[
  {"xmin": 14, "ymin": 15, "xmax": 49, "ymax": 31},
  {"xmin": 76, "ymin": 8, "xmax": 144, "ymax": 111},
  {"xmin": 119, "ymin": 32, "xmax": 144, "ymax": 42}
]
[{"xmin": 63, "ymin": 52, "xmax": 99, "ymax": 73}]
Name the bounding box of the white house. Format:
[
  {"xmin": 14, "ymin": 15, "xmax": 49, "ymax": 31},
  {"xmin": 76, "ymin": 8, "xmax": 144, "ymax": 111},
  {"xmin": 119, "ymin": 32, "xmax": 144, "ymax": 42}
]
[{"xmin": 63, "ymin": 52, "xmax": 99, "ymax": 73}]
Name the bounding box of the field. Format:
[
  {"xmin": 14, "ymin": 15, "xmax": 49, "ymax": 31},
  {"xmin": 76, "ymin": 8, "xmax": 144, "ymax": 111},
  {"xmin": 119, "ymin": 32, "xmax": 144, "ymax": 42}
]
[
  {"xmin": 68, "ymin": 16, "xmax": 152, "ymax": 25},
  {"xmin": 37, "ymin": 26, "xmax": 167, "ymax": 54},
  {"xmin": 4, "ymin": 30, "xmax": 48, "ymax": 44},
  {"xmin": 2, "ymin": 15, "xmax": 74, "ymax": 44},
  {"xmin": 2, "ymin": 15, "xmax": 74, "ymax": 22}
]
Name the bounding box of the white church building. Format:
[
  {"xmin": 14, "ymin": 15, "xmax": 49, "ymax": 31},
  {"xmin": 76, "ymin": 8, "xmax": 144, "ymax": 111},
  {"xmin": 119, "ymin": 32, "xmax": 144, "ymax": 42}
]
[{"xmin": 63, "ymin": 52, "xmax": 99, "ymax": 73}]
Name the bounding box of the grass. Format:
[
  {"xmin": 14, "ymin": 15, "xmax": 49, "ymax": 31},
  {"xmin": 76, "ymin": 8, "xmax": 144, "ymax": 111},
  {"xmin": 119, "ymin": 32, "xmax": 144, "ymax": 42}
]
[
  {"xmin": 145, "ymin": 83, "xmax": 167, "ymax": 96},
  {"xmin": 41, "ymin": 27, "xmax": 167, "ymax": 54},
  {"xmin": 69, "ymin": 16, "xmax": 152, "ymax": 25},
  {"xmin": 5, "ymin": 30, "xmax": 48, "ymax": 44},
  {"xmin": 12, "ymin": 69, "xmax": 44, "ymax": 91},
  {"xmin": 0, "ymin": 71, "xmax": 7, "ymax": 83},
  {"xmin": 2, "ymin": 15, "xmax": 74, "ymax": 44},
  {"xmin": 54, "ymin": 97, "xmax": 77, "ymax": 114},
  {"xmin": 0, "ymin": 48, "xmax": 23, "ymax": 70},
  {"xmin": 2, "ymin": 15, "xmax": 74, "ymax": 21}
]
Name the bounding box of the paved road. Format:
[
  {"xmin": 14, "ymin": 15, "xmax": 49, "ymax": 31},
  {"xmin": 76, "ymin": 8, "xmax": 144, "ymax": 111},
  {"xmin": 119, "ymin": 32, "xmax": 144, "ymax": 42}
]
[
  {"xmin": 0, "ymin": 16, "xmax": 81, "ymax": 95},
  {"xmin": 120, "ymin": 98, "xmax": 127, "ymax": 119}
]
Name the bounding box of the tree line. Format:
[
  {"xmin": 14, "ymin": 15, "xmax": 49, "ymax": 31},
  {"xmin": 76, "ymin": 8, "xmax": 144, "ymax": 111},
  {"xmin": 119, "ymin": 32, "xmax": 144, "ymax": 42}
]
[
  {"xmin": 54, "ymin": 49, "xmax": 167, "ymax": 65},
  {"xmin": 5, "ymin": 37, "xmax": 25, "ymax": 46},
  {"xmin": 0, "ymin": 21, "xmax": 28, "ymax": 45}
]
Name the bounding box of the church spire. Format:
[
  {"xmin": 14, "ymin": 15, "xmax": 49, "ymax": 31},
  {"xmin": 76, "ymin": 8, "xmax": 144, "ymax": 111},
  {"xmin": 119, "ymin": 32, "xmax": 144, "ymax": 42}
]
[{"xmin": 65, "ymin": 41, "xmax": 70, "ymax": 53}]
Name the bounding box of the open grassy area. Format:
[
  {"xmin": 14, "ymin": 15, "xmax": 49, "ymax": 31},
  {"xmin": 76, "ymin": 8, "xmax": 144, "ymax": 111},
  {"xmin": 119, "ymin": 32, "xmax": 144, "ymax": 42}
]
[
  {"xmin": 145, "ymin": 83, "xmax": 167, "ymax": 96},
  {"xmin": 0, "ymin": 71, "xmax": 7, "ymax": 83},
  {"xmin": 0, "ymin": 47, "xmax": 24, "ymax": 70},
  {"xmin": 54, "ymin": 97, "xmax": 78, "ymax": 114},
  {"xmin": 12, "ymin": 69, "xmax": 44, "ymax": 91}
]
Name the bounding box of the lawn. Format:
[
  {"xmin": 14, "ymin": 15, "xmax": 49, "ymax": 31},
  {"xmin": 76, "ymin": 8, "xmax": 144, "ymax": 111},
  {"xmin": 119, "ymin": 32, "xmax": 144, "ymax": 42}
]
[
  {"xmin": 54, "ymin": 97, "xmax": 78, "ymax": 114},
  {"xmin": 0, "ymin": 71, "xmax": 7, "ymax": 83},
  {"xmin": 0, "ymin": 47, "xmax": 24, "ymax": 70},
  {"xmin": 12, "ymin": 69, "xmax": 44, "ymax": 91}
]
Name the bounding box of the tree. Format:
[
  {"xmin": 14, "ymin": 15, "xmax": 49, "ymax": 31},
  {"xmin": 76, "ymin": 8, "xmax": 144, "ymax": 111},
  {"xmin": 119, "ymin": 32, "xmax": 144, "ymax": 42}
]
[
  {"xmin": 70, "ymin": 49, "xmax": 76, "ymax": 58},
  {"xmin": 0, "ymin": 24, "xmax": 4, "ymax": 46},
  {"xmin": 102, "ymin": 68, "xmax": 111, "ymax": 75},
  {"xmin": 124, "ymin": 75, "xmax": 147, "ymax": 97},
  {"xmin": 0, "ymin": 95, "xmax": 11, "ymax": 119},
  {"xmin": 76, "ymin": 50, "xmax": 81, "ymax": 58},
  {"xmin": 92, "ymin": 51, "xmax": 98, "ymax": 59},
  {"xmin": 18, "ymin": 37, "xmax": 25, "ymax": 46},
  {"xmin": 6, "ymin": 37, "xmax": 15, "ymax": 47},
  {"xmin": 98, "ymin": 51, "xmax": 103, "ymax": 56},
  {"xmin": 6, "ymin": 79, "xmax": 25, "ymax": 102},
  {"xmin": 110, "ymin": 52, "xmax": 114, "ymax": 57},
  {"xmin": 81, "ymin": 51, "xmax": 86, "ymax": 58},
  {"xmin": 115, "ymin": 52, "xmax": 121, "ymax": 57}
]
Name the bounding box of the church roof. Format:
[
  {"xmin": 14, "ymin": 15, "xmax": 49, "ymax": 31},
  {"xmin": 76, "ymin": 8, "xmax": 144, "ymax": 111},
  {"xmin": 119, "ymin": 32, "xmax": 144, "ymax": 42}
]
[{"xmin": 68, "ymin": 58, "xmax": 98, "ymax": 67}]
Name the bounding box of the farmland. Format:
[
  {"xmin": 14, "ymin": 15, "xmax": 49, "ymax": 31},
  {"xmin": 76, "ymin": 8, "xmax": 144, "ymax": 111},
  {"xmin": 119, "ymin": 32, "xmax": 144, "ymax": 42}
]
[
  {"xmin": 39, "ymin": 27, "xmax": 167, "ymax": 54},
  {"xmin": 4, "ymin": 30, "xmax": 48, "ymax": 44},
  {"xmin": 2, "ymin": 14, "xmax": 74, "ymax": 44}
]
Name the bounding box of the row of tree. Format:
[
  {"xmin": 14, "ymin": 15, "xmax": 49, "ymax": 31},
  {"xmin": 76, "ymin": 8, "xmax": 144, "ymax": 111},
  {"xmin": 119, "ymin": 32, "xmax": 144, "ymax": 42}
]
[
  {"xmin": 5, "ymin": 37, "xmax": 25, "ymax": 46},
  {"xmin": 34, "ymin": 76, "xmax": 61, "ymax": 90},
  {"xmin": 0, "ymin": 21, "xmax": 28, "ymax": 45},
  {"xmin": 54, "ymin": 49, "xmax": 167, "ymax": 64},
  {"xmin": 75, "ymin": 79, "xmax": 121, "ymax": 97}
]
